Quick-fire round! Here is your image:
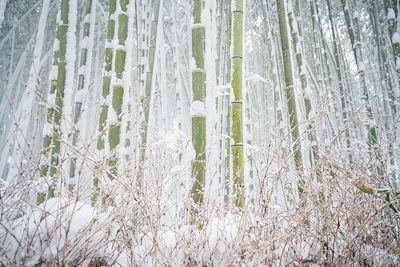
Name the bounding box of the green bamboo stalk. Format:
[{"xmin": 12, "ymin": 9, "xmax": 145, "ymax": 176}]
[
  {"xmin": 39, "ymin": 0, "xmax": 73, "ymax": 203},
  {"xmin": 191, "ymin": 0, "xmax": 206, "ymax": 205},
  {"xmin": 276, "ymin": 0, "xmax": 304, "ymax": 192},
  {"xmin": 231, "ymin": 0, "xmax": 245, "ymax": 207},
  {"xmin": 95, "ymin": 0, "xmax": 130, "ymax": 204},
  {"xmin": 94, "ymin": 0, "xmax": 117, "ymax": 203},
  {"xmin": 70, "ymin": 0, "xmax": 95, "ymax": 182},
  {"xmin": 224, "ymin": 0, "xmax": 232, "ymax": 205},
  {"xmin": 97, "ymin": 0, "xmax": 116, "ymax": 151},
  {"xmin": 287, "ymin": 0, "xmax": 320, "ymax": 167}
]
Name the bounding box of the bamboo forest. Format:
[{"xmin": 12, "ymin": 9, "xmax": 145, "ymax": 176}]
[{"xmin": 1, "ymin": 0, "xmax": 400, "ymax": 265}]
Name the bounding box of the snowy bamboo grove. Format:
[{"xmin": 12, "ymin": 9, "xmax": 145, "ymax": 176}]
[{"xmin": 1, "ymin": 0, "xmax": 400, "ymax": 265}]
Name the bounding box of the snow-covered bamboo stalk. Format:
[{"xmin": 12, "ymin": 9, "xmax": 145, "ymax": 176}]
[
  {"xmin": 313, "ymin": 0, "xmax": 337, "ymax": 145},
  {"xmin": 231, "ymin": 0, "xmax": 245, "ymax": 207},
  {"xmin": 223, "ymin": 0, "xmax": 232, "ymax": 205},
  {"xmin": 383, "ymin": 0, "xmax": 400, "ymax": 148},
  {"xmin": 341, "ymin": 0, "xmax": 377, "ymax": 151},
  {"xmin": 369, "ymin": 1, "xmax": 393, "ymax": 130},
  {"xmin": 244, "ymin": 89, "xmax": 254, "ymax": 205},
  {"xmin": 327, "ymin": 0, "xmax": 351, "ymax": 161},
  {"xmin": 69, "ymin": 0, "xmax": 96, "ymax": 182},
  {"xmin": 39, "ymin": 0, "xmax": 77, "ymax": 202},
  {"xmin": 60, "ymin": 0, "xmax": 78, "ymax": 186},
  {"xmin": 370, "ymin": 1, "xmax": 399, "ymax": 180},
  {"xmin": 216, "ymin": 0, "xmax": 223, "ymax": 83},
  {"xmin": 309, "ymin": 0, "xmax": 324, "ymax": 90},
  {"xmin": 191, "ymin": 0, "xmax": 206, "ymax": 205},
  {"xmin": 95, "ymin": 0, "xmax": 131, "ymax": 203},
  {"xmin": 314, "ymin": 0, "xmax": 333, "ymax": 89},
  {"xmin": 276, "ymin": 0, "xmax": 304, "ymax": 189},
  {"xmin": 138, "ymin": 0, "xmax": 161, "ymax": 182},
  {"xmin": 385, "ymin": 0, "xmax": 400, "ymax": 76},
  {"xmin": 215, "ymin": 0, "xmax": 224, "ymax": 199},
  {"xmin": 287, "ymin": 0, "xmax": 319, "ymax": 168}
]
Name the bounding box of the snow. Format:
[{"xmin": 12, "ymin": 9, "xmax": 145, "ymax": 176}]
[
  {"xmin": 60, "ymin": 0, "xmax": 77, "ymax": 180},
  {"xmin": 387, "ymin": 8, "xmax": 396, "ymax": 21},
  {"xmin": 50, "ymin": 65, "xmax": 58, "ymax": 80},
  {"xmin": 42, "ymin": 123, "xmax": 52, "ymax": 136},
  {"xmin": 74, "ymin": 88, "xmax": 85, "ymax": 102},
  {"xmin": 215, "ymin": 85, "xmax": 231, "ymax": 97},
  {"xmin": 201, "ymin": 215, "xmax": 239, "ymax": 263},
  {"xmin": 53, "ymin": 38, "xmax": 60, "ymax": 52},
  {"xmin": 150, "ymin": 127, "xmax": 189, "ymax": 156},
  {"xmin": 287, "ymin": 0, "xmax": 293, "ymax": 14},
  {"xmin": 83, "ymin": 14, "xmax": 90, "ymax": 24},
  {"xmin": 0, "ymin": 0, "xmax": 6, "ymax": 29},
  {"xmin": 295, "ymin": 42, "xmax": 301, "ymax": 53},
  {"xmin": 0, "ymin": 198, "xmax": 113, "ymax": 266},
  {"xmin": 80, "ymin": 36, "xmax": 89, "ymax": 49},
  {"xmin": 192, "ymin": 23, "xmax": 204, "ymax": 29},
  {"xmin": 392, "ymin": 32, "xmax": 400, "ymax": 44},
  {"xmin": 192, "ymin": 67, "xmax": 205, "ymax": 73},
  {"xmin": 35, "ymin": 177, "xmax": 49, "ymax": 193},
  {"xmin": 358, "ymin": 62, "xmax": 365, "ymax": 72},
  {"xmin": 115, "ymin": 215, "xmax": 243, "ymax": 266},
  {"xmin": 191, "ymin": 100, "xmax": 206, "ymax": 117}
]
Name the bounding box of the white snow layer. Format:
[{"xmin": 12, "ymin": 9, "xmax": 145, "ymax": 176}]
[
  {"xmin": 0, "ymin": 198, "xmax": 112, "ymax": 266},
  {"xmin": 387, "ymin": 8, "xmax": 396, "ymax": 21},
  {"xmin": 392, "ymin": 32, "xmax": 400, "ymax": 44},
  {"xmin": 191, "ymin": 100, "xmax": 206, "ymax": 117}
]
